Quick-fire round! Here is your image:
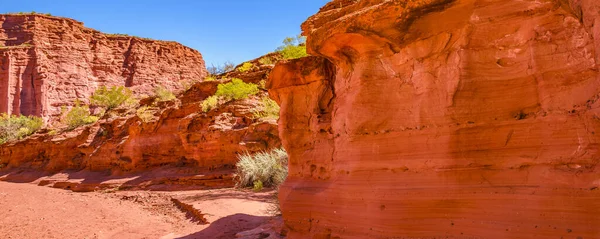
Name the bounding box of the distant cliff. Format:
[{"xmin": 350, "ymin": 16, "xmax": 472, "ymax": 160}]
[{"xmin": 0, "ymin": 14, "xmax": 206, "ymax": 119}]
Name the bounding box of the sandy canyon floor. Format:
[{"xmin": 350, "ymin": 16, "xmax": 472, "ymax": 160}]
[{"xmin": 0, "ymin": 181, "xmax": 278, "ymax": 239}]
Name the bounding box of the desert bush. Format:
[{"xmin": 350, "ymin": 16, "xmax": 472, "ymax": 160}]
[
  {"xmin": 236, "ymin": 148, "xmax": 288, "ymax": 188},
  {"xmin": 90, "ymin": 86, "xmax": 134, "ymax": 110},
  {"xmin": 154, "ymin": 85, "xmax": 176, "ymax": 102},
  {"xmin": 0, "ymin": 114, "xmax": 43, "ymax": 144},
  {"xmin": 237, "ymin": 62, "xmax": 254, "ymax": 73},
  {"xmin": 207, "ymin": 61, "xmax": 235, "ymax": 75},
  {"xmin": 252, "ymin": 96, "xmax": 280, "ymax": 120},
  {"xmin": 62, "ymin": 101, "xmax": 99, "ymax": 130},
  {"xmin": 215, "ymin": 78, "xmax": 259, "ymax": 101},
  {"xmin": 201, "ymin": 95, "xmax": 219, "ymax": 113},
  {"xmin": 277, "ymin": 35, "xmax": 308, "ymax": 60}
]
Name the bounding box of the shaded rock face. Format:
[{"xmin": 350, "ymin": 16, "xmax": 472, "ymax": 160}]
[
  {"xmin": 269, "ymin": 0, "xmax": 600, "ymax": 238},
  {"xmin": 0, "ymin": 80, "xmax": 280, "ymax": 188},
  {"xmin": 0, "ymin": 14, "xmax": 206, "ymax": 119}
]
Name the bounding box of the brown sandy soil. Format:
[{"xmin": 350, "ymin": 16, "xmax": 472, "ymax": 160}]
[{"xmin": 0, "ymin": 181, "xmax": 279, "ymax": 239}]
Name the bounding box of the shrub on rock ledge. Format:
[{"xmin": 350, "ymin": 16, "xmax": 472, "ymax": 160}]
[
  {"xmin": 0, "ymin": 114, "xmax": 43, "ymax": 144},
  {"xmin": 62, "ymin": 101, "xmax": 99, "ymax": 130},
  {"xmin": 90, "ymin": 85, "xmax": 134, "ymax": 110},
  {"xmin": 215, "ymin": 78, "xmax": 259, "ymax": 101}
]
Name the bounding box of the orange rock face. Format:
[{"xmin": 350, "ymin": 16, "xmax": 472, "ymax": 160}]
[
  {"xmin": 0, "ymin": 14, "xmax": 206, "ymax": 119},
  {"xmin": 269, "ymin": 0, "xmax": 600, "ymax": 238}
]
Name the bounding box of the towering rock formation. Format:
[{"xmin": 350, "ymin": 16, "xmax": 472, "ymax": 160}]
[
  {"xmin": 269, "ymin": 0, "xmax": 600, "ymax": 238},
  {"xmin": 0, "ymin": 14, "xmax": 206, "ymax": 119}
]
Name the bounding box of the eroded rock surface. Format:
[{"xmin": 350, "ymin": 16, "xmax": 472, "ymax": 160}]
[
  {"xmin": 0, "ymin": 14, "xmax": 206, "ymax": 119},
  {"xmin": 269, "ymin": 0, "xmax": 600, "ymax": 238}
]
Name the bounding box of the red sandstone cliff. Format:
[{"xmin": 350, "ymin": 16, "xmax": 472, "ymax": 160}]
[
  {"xmin": 269, "ymin": 0, "xmax": 600, "ymax": 238},
  {"xmin": 0, "ymin": 14, "xmax": 206, "ymax": 119}
]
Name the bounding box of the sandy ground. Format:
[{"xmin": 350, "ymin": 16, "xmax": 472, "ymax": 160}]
[{"xmin": 0, "ymin": 181, "xmax": 278, "ymax": 239}]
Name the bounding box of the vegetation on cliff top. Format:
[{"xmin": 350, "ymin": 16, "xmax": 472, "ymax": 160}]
[
  {"xmin": 0, "ymin": 114, "xmax": 43, "ymax": 144},
  {"xmin": 277, "ymin": 35, "xmax": 307, "ymax": 60}
]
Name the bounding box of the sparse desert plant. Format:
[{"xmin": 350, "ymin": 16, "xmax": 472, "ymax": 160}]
[
  {"xmin": 154, "ymin": 85, "xmax": 176, "ymax": 102},
  {"xmin": 90, "ymin": 85, "xmax": 133, "ymax": 111},
  {"xmin": 0, "ymin": 113, "xmax": 43, "ymax": 144},
  {"xmin": 215, "ymin": 78, "xmax": 259, "ymax": 101},
  {"xmin": 235, "ymin": 148, "xmax": 288, "ymax": 188},
  {"xmin": 277, "ymin": 35, "xmax": 308, "ymax": 60},
  {"xmin": 237, "ymin": 62, "xmax": 254, "ymax": 73},
  {"xmin": 252, "ymin": 96, "xmax": 280, "ymax": 120},
  {"xmin": 62, "ymin": 101, "xmax": 99, "ymax": 130},
  {"xmin": 201, "ymin": 95, "xmax": 219, "ymax": 112}
]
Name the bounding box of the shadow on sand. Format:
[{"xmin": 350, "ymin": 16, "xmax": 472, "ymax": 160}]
[{"xmin": 176, "ymin": 213, "xmax": 270, "ymax": 239}]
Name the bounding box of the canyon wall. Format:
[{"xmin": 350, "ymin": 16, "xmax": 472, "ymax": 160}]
[
  {"xmin": 269, "ymin": 0, "xmax": 600, "ymax": 238},
  {"xmin": 0, "ymin": 14, "xmax": 206, "ymax": 119}
]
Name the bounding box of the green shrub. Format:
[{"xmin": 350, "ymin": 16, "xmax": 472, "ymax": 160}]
[
  {"xmin": 0, "ymin": 114, "xmax": 43, "ymax": 144},
  {"xmin": 90, "ymin": 86, "xmax": 133, "ymax": 110},
  {"xmin": 215, "ymin": 78, "xmax": 259, "ymax": 101},
  {"xmin": 277, "ymin": 35, "xmax": 308, "ymax": 60},
  {"xmin": 154, "ymin": 85, "xmax": 176, "ymax": 102},
  {"xmin": 252, "ymin": 96, "xmax": 280, "ymax": 120},
  {"xmin": 236, "ymin": 148, "xmax": 288, "ymax": 188},
  {"xmin": 201, "ymin": 95, "xmax": 219, "ymax": 112},
  {"xmin": 237, "ymin": 62, "xmax": 254, "ymax": 73},
  {"xmin": 62, "ymin": 101, "xmax": 99, "ymax": 130}
]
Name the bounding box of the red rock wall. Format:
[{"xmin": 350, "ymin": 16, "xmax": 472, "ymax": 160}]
[
  {"xmin": 0, "ymin": 14, "xmax": 206, "ymax": 119},
  {"xmin": 269, "ymin": 0, "xmax": 600, "ymax": 238}
]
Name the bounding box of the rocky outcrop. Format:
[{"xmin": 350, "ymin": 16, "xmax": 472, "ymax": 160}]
[
  {"xmin": 0, "ymin": 79, "xmax": 279, "ymax": 189},
  {"xmin": 269, "ymin": 0, "xmax": 600, "ymax": 238},
  {"xmin": 0, "ymin": 14, "xmax": 206, "ymax": 119}
]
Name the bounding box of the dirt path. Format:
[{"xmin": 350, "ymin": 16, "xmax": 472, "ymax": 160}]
[{"xmin": 0, "ymin": 181, "xmax": 278, "ymax": 239}]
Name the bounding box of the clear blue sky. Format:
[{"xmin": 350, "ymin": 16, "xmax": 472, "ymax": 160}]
[{"xmin": 2, "ymin": 0, "xmax": 329, "ymax": 66}]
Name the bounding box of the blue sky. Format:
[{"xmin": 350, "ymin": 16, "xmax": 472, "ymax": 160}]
[{"xmin": 2, "ymin": 0, "xmax": 329, "ymax": 66}]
